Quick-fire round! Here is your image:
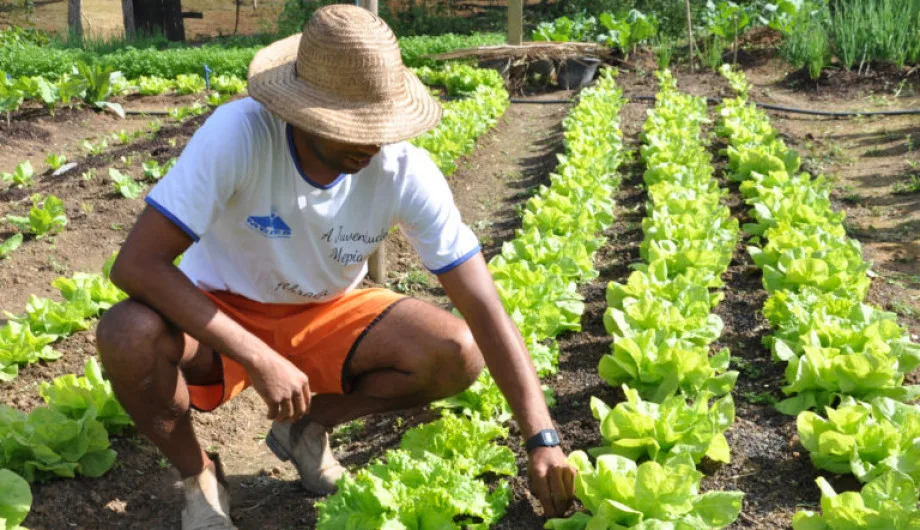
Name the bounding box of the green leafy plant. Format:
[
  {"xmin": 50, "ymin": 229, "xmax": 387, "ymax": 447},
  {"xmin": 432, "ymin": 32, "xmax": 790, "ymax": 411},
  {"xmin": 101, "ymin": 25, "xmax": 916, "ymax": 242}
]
[
  {"xmin": 0, "ymin": 468, "xmax": 31, "ymax": 530},
  {"xmin": 9, "ymin": 294, "xmax": 91, "ymax": 339},
  {"xmin": 173, "ymin": 73, "xmax": 206, "ymax": 95},
  {"xmin": 0, "ymin": 321, "xmax": 61, "ymax": 381},
  {"xmin": 135, "ymin": 75, "xmax": 173, "ymax": 96},
  {"xmin": 590, "ymin": 386, "xmax": 735, "ymax": 465},
  {"xmin": 399, "ymin": 413, "xmax": 516, "ymax": 478},
  {"xmin": 0, "ymin": 73, "xmax": 25, "ymax": 120},
  {"xmin": 798, "ymin": 396, "xmax": 920, "ymax": 483},
  {"xmin": 56, "ymin": 73, "xmax": 88, "ymax": 109},
  {"xmin": 6, "ymin": 194, "xmax": 68, "ymax": 238},
  {"xmin": 1, "ymin": 161, "xmax": 35, "ymax": 188},
  {"xmin": 0, "ymin": 233, "xmax": 23, "ymax": 259},
  {"xmin": 894, "ymin": 174, "xmax": 920, "ymax": 194},
  {"xmin": 44, "ymin": 153, "xmax": 67, "ymax": 170},
  {"xmin": 40, "ymin": 357, "xmax": 133, "ymax": 435},
  {"xmin": 205, "ymin": 92, "xmax": 231, "ymax": 107},
  {"xmin": 141, "ymin": 158, "xmax": 177, "ymax": 181},
  {"xmin": 168, "ymin": 102, "xmax": 206, "ymax": 122},
  {"xmin": 0, "ymin": 405, "xmax": 117, "ymax": 482},
  {"xmin": 315, "ymin": 449, "xmax": 510, "ymax": 529},
  {"xmin": 110, "ymin": 129, "xmax": 134, "ymax": 145},
  {"xmin": 210, "ymin": 74, "xmax": 247, "ymax": 95},
  {"xmin": 34, "ymin": 76, "xmax": 60, "ymax": 115},
  {"xmin": 108, "ymin": 168, "xmax": 146, "ymax": 199},
  {"xmin": 792, "ymin": 470, "xmax": 920, "ymax": 529},
  {"xmin": 74, "ymin": 61, "xmax": 124, "ymax": 117},
  {"xmin": 82, "ymin": 138, "xmax": 108, "ymax": 156},
  {"xmin": 545, "ymin": 452, "xmax": 743, "ymax": 529}
]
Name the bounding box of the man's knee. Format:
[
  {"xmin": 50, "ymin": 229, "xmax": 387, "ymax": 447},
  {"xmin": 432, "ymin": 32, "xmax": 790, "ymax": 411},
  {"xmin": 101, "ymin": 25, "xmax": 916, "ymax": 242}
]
[
  {"xmin": 433, "ymin": 326, "xmax": 484, "ymax": 396},
  {"xmin": 97, "ymin": 299, "xmax": 179, "ymax": 372}
]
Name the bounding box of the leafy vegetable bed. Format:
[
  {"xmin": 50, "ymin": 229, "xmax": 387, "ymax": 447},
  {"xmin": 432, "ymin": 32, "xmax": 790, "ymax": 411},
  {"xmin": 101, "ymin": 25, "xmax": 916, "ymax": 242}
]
[
  {"xmin": 717, "ymin": 65, "xmax": 920, "ymax": 529},
  {"xmin": 545, "ymin": 70, "xmax": 744, "ymax": 530},
  {"xmin": 316, "ymin": 69, "xmax": 627, "ymax": 529}
]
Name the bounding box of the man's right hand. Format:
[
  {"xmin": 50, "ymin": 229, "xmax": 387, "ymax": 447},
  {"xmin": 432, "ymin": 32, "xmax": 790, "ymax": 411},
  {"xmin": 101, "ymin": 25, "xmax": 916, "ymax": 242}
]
[{"xmin": 247, "ymin": 352, "xmax": 312, "ymax": 423}]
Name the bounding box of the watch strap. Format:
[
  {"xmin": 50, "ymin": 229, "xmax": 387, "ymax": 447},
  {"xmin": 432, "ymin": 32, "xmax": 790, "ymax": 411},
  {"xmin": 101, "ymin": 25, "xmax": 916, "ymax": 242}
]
[{"xmin": 525, "ymin": 429, "xmax": 560, "ymax": 452}]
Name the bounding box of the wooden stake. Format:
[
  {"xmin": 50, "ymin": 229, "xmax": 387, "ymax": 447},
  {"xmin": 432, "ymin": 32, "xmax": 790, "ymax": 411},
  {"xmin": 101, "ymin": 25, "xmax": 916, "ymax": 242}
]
[
  {"xmin": 733, "ymin": 13, "xmax": 739, "ymax": 65},
  {"xmin": 508, "ymin": 0, "xmax": 523, "ymax": 46},
  {"xmin": 684, "ymin": 0, "xmax": 695, "ymax": 71},
  {"xmin": 367, "ymin": 241, "xmax": 387, "ymax": 284}
]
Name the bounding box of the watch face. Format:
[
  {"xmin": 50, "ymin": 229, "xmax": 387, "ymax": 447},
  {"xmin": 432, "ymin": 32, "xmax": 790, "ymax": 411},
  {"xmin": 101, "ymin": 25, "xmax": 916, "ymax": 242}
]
[{"xmin": 542, "ymin": 431, "xmax": 557, "ymax": 444}]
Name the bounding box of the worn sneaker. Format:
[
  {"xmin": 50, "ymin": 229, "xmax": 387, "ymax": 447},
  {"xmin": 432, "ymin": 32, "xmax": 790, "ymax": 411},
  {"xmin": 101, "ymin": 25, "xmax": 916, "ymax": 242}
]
[
  {"xmin": 180, "ymin": 454, "xmax": 237, "ymax": 530},
  {"xmin": 265, "ymin": 419, "xmax": 347, "ymax": 495}
]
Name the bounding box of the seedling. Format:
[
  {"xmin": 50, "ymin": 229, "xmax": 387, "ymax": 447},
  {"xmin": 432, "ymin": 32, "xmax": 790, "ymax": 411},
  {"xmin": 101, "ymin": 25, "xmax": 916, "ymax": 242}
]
[
  {"xmin": 0, "ymin": 233, "xmax": 23, "ymax": 258},
  {"xmin": 142, "ymin": 158, "xmax": 177, "ymax": 181},
  {"xmin": 1, "ymin": 161, "xmax": 35, "ymax": 188},
  {"xmin": 109, "ymin": 168, "xmax": 147, "ymax": 199},
  {"xmin": 45, "ymin": 153, "xmax": 67, "ymax": 171},
  {"xmin": 82, "ymin": 138, "xmax": 108, "ymax": 156},
  {"xmin": 7, "ymin": 193, "xmax": 67, "ymax": 238}
]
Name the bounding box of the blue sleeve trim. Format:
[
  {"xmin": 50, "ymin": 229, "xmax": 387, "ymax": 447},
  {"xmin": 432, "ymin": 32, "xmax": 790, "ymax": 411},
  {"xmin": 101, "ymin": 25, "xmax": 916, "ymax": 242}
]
[
  {"xmin": 429, "ymin": 245, "xmax": 482, "ymax": 275},
  {"xmin": 145, "ymin": 197, "xmax": 201, "ymax": 242}
]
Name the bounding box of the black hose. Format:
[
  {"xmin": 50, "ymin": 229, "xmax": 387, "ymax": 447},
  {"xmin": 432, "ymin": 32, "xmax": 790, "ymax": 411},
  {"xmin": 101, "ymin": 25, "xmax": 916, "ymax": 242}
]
[
  {"xmin": 626, "ymin": 95, "xmax": 920, "ymax": 117},
  {"xmin": 123, "ymin": 95, "xmax": 920, "ymax": 117},
  {"xmin": 509, "ymin": 95, "xmax": 920, "ymax": 117}
]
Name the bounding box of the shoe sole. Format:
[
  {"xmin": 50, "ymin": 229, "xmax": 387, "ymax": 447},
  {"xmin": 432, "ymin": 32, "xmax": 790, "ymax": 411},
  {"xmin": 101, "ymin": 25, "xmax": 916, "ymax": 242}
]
[{"xmin": 264, "ymin": 430, "xmax": 292, "ymax": 462}]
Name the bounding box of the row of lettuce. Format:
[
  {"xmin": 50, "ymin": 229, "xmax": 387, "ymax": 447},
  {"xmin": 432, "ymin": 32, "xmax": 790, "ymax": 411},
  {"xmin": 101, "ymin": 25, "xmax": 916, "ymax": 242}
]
[
  {"xmin": 0, "ymin": 32, "xmax": 504, "ymax": 118},
  {"xmin": 315, "ymin": 69, "xmax": 628, "ymax": 528},
  {"xmin": 0, "ymin": 63, "xmax": 510, "ymax": 530},
  {"xmin": 543, "ymin": 71, "xmax": 745, "ymax": 530},
  {"xmin": 716, "ymin": 65, "xmax": 920, "ymax": 529},
  {"xmin": 317, "ymin": 69, "xmax": 623, "ymax": 529},
  {"xmin": 0, "ymin": 32, "xmax": 504, "ymax": 79}
]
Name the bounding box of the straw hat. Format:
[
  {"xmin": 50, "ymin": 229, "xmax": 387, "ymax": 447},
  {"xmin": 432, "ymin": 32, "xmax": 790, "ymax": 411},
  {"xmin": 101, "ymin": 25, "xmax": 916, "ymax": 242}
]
[{"xmin": 247, "ymin": 4, "xmax": 442, "ymax": 145}]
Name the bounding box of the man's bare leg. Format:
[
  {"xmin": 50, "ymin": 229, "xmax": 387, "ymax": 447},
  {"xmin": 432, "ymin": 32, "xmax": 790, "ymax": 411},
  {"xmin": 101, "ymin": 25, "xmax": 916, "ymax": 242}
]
[
  {"xmin": 306, "ymin": 298, "xmax": 485, "ymax": 427},
  {"xmin": 97, "ymin": 297, "xmax": 484, "ymax": 475},
  {"xmin": 97, "ymin": 300, "xmax": 223, "ymax": 478}
]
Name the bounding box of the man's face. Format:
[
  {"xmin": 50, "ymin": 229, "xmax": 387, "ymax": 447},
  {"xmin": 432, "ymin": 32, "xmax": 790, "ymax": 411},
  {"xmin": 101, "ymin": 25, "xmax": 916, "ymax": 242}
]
[{"xmin": 307, "ymin": 134, "xmax": 382, "ymax": 174}]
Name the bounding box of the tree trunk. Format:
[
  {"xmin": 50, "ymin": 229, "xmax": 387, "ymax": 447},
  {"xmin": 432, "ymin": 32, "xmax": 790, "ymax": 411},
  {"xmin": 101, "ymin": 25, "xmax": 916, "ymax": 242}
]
[
  {"xmin": 68, "ymin": 0, "xmax": 82, "ymax": 40},
  {"xmin": 122, "ymin": 0, "xmax": 135, "ymax": 38}
]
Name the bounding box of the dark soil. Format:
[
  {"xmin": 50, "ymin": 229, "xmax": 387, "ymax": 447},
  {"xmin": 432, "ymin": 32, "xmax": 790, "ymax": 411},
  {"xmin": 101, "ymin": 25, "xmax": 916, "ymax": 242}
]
[
  {"xmin": 781, "ymin": 62, "xmax": 920, "ymax": 99},
  {"xmin": 0, "ymin": 110, "xmax": 212, "ymax": 315}
]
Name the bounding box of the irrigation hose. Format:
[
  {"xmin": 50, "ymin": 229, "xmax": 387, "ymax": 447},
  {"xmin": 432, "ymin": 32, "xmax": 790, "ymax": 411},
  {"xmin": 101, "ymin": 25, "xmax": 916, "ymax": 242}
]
[
  {"xmin": 122, "ymin": 95, "xmax": 920, "ymax": 118},
  {"xmin": 510, "ymin": 95, "xmax": 920, "ymax": 117}
]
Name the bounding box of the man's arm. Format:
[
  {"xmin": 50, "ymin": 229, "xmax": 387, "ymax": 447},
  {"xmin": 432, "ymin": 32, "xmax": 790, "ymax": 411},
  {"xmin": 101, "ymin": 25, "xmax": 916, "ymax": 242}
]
[
  {"xmin": 111, "ymin": 207, "xmax": 312, "ymax": 423},
  {"xmin": 438, "ymin": 253, "xmax": 575, "ymax": 517}
]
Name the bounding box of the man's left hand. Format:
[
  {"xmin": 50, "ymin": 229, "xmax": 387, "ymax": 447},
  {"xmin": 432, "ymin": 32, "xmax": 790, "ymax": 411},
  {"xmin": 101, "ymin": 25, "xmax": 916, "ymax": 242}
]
[{"xmin": 528, "ymin": 446, "xmax": 577, "ymax": 518}]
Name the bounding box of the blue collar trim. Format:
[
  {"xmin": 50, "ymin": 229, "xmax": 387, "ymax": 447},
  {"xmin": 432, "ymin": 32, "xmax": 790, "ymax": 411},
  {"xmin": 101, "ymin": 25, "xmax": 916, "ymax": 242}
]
[{"xmin": 286, "ymin": 123, "xmax": 348, "ymax": 190}]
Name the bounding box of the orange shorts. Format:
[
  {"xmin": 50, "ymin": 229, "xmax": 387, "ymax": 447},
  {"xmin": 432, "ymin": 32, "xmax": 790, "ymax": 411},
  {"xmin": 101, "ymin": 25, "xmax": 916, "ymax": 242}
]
[{"xmin": 187, "ymin": 288, "xmax": 406, "ymax": 412}]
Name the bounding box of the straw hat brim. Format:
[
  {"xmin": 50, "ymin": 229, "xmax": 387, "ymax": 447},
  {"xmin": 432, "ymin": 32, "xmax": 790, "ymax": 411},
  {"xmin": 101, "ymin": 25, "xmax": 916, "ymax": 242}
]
[{"xmin": 248, "ymin": 34, "xmax": 442, "ymax": 145}]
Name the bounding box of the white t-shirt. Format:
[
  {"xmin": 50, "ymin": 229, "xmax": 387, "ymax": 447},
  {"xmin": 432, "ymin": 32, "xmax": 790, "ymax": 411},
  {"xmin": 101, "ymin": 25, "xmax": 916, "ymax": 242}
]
[{"xmin": 145, "ymin": 97, "xmax": 480, "ymax": 304}]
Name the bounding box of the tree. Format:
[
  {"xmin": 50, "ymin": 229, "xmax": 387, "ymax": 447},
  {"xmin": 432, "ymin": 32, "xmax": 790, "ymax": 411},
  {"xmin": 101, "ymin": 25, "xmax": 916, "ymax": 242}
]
[{"xmin": 68, "ymin": 0, "xmax": 82, "ymax": 40}]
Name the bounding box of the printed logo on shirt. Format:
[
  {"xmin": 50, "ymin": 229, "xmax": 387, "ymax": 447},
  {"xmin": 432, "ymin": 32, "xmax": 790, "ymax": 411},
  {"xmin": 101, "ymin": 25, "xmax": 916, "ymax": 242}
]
[{"xmin": 246, "ymin": 211, "xmax": 292, "ymax": 239}]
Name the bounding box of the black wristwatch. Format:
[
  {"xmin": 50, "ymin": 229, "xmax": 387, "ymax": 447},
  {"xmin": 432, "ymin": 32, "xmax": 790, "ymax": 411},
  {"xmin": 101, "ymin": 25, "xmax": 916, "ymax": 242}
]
[{"xmin": 525, "ymin": 429, "xmax": 561, "ymax": 453}]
